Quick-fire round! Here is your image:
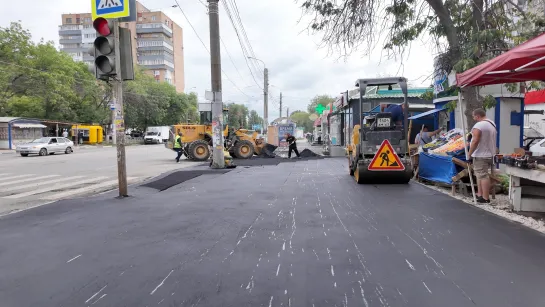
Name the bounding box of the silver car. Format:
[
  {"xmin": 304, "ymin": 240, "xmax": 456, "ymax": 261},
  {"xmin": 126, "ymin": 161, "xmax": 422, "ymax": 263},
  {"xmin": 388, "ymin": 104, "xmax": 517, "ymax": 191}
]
[{"xmin": 16, "ymin": 137, "xmax": 74, "ymax": 157}]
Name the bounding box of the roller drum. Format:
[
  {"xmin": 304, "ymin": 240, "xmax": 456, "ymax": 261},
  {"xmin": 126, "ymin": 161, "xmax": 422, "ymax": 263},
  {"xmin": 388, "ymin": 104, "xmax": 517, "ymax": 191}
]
[{"xmin": 354, "ymin": 160, "xmax": 412, "ymax": 184}]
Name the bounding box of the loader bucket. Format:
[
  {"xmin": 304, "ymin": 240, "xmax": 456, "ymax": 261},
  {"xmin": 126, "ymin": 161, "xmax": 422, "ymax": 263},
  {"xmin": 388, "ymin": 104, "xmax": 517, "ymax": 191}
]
[{"xmin": 260, "ymin": 143, "xmax": 278, "ymax": 158}]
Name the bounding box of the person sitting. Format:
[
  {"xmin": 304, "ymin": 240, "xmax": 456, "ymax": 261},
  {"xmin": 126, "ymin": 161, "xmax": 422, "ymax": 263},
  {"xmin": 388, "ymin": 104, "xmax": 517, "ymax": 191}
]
[{"xmin": 380, "ymin": 103, "xmax": 405, "ymax": 126}]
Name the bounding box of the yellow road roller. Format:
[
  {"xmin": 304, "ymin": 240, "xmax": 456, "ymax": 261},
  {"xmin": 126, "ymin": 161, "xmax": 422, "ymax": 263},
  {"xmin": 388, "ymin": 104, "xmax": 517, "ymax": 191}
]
[{"xmin": 347, "ymin": 77, "xmax": 413, "ymax": 184}]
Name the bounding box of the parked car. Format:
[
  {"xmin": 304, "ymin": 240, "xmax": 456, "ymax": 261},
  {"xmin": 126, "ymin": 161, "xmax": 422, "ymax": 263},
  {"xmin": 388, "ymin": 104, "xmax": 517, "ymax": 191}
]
[
  {"xmin": 16, "ymin": 137, "xmax": 74, "ymax": 157},
  {"xmin": 530, "ymin": 138, "xmax": 545, "ymax": 156},
  {"xmin": 523, "ymin": 126, "xmax": 544, "ymax": 150}
]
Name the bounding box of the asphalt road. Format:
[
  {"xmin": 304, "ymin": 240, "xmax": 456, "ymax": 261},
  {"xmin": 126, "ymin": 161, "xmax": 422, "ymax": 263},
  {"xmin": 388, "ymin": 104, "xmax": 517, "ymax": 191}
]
[
  {"xmin": 0, "ymin": 144, "xmax": 199, "ymax": 215},
  {"xmin": 1, "ymin": 157, "xmax": 545, "ymax": 306}
]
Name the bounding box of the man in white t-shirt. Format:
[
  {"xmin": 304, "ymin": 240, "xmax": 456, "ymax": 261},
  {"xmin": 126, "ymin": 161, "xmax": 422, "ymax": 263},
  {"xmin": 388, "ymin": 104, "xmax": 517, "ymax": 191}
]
[{"xmin": 467, "ymin": 108, "xmax": 497, "ymax": 204}]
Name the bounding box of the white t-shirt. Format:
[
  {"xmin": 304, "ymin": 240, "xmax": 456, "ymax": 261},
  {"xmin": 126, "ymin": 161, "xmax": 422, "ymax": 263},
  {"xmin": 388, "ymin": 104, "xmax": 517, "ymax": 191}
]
[{"xmin": 471, "ymin": 119, "xmax": 497, "ymax": 158}]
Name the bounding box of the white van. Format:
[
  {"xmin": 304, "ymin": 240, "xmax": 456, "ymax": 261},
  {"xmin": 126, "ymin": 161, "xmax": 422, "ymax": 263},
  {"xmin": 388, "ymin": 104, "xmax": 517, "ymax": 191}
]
[{"xmin": 144, "ymin": 126, "xmax": 170, "ymax": 144}]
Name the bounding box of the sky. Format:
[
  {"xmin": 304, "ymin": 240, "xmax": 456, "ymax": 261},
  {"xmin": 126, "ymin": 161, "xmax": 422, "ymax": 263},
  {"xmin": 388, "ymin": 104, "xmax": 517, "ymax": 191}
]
[{"xmin": 1, "ymin": 0, "xmax": 436, "ymax": 121}]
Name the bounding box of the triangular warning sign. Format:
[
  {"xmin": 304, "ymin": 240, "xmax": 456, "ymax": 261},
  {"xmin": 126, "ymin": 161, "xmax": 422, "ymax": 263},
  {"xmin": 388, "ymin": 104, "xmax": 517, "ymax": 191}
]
[{"xmin": 368, "ymin": 139, "xmax": 405, "ymax": 171}]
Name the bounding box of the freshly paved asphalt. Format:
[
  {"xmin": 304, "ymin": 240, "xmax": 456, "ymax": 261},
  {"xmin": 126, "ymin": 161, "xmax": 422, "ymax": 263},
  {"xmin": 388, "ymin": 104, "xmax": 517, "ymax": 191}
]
[{"xmin": 1, "ymin": 157, "xmax": 545, "ymax": 306}]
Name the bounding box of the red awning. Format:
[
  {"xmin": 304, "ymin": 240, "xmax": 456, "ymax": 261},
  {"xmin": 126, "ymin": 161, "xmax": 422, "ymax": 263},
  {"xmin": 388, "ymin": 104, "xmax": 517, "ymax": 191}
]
[
  {"xmin": 525, "ymin": 89, "xmax": 545, "ymax": 105},
  {"xmin": 456, "ymin": 33, "xmax": 545, "ymax": 87}
]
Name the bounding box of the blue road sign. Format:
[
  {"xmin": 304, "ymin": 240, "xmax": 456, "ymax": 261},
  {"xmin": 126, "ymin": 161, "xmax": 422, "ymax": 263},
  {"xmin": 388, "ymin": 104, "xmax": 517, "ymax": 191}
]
[{"xmin": 92, "ymin": 0, "xmax": 130, "ymax": 19}]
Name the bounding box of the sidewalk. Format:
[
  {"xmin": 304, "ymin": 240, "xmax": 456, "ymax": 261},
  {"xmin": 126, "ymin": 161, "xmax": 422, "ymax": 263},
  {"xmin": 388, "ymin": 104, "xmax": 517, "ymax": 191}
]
[{"xmin": 2, "ymin": 158, "xmax": 545, "ymax": 306}]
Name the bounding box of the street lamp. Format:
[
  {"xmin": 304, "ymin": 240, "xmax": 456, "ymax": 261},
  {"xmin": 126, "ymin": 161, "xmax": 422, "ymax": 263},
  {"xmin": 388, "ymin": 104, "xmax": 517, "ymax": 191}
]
[{"xmin": 247, "ymin": 57, "xmax": 268, "ymax": 134}]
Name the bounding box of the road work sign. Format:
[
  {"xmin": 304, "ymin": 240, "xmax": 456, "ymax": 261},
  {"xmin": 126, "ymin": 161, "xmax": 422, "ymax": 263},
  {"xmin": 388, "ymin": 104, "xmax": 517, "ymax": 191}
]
[
  {"xmin": 368, "ymin": 139, "xmax": 405, "ymax": 171},
  {"xmin": 92, "ymin": 0, "xmax": 130, "ymax": 20}
]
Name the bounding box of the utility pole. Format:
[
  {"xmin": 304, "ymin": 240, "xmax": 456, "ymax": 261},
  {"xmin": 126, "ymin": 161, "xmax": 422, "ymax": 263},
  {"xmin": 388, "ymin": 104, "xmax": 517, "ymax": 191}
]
[
  {"xmin": 208, "ymin": 0, "xmax": 225, "ymax": 168},
  {"xmin": 264, "ymin": 68, "xmax": 269, "ymax": 134},
  {"xmin": 286, "ymin": 107, "xmax": 289, "ymax": 118},
  {"xmin": 113, "ymin": 21, "xmax": 128, "ymax": 196},
  {"xmin": 279, "ymin": 92, "xmax": 282, "ymax": 119},
  {"xmin": 111, "ymin": 109, "xmax": 116, "ymax": 144}
]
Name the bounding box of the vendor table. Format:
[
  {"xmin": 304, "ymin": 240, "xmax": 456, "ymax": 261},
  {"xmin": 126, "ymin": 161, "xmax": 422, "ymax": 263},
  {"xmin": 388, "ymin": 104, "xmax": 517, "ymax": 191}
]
[{"xmin": 506, "ymin": 166, "xmax": 545, "ymax": 212}]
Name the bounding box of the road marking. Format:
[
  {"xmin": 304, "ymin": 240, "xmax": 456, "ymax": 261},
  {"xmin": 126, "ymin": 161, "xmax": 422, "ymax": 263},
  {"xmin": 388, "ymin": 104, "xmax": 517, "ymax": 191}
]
[
  {"xmin": 0, "ymin": 174, "xmax": 35, "ymax": 182},
  {"xmin": 3, "ymin": 177, "xmax": 109, "ymax": 199},
  {"xmin": 67, "ymin": 254, "xmax": 82, "ymax": 263},
  {"xmin": 0, "ymin": 175, "xmax": 60, "ymax": 187},
  {"xmin": 0, "ymin": 176, "xmax": 86, "ymax": 193},
  {"xmin": 43, "ymin": 177, "xmax": 138, "ymax": 201}
]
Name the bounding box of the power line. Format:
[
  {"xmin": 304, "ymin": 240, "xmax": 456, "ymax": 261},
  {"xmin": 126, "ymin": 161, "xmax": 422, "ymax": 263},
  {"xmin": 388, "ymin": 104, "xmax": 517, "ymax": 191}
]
[
  {"xmin": 221, "ymin": 0, "xmax": 262, "ymax": 90},
  {"xmin": 172, "ymin": 0, "xmax": 252, "ymax": 99},
  {"xmin": 226, "ymin": 0, "xmax": 263, "ymax": 77},
  {"xmin": 220, "ymin": 37, "xmax": 248, "ymax": 86}
]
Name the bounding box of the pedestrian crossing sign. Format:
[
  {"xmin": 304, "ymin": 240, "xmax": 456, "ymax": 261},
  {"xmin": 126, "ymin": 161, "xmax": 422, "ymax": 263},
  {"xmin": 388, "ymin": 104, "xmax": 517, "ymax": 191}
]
[
  {"xmin": 368, "ymin": 139, "xmax": 405, "ymax": 171},
  {"xmin": 92, "ymin": 0, "xmax": 130, "ymax": 20}
]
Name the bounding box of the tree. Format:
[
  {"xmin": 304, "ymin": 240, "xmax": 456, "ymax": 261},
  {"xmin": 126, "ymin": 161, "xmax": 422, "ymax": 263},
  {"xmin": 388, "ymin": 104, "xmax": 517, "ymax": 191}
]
[
  {"xmin": 290, "ymin": 110, "xmax": 314, "ymax": 133},
  {"xmin": 225, "ymin": 103, "xmax": 249, "ymax": 129},
  {"xmin": 299, "ymin": 0, "xmax": 545, "ymax": 127},
  {"xmin": 307, "ymin": 94, "xmax": 334, "ymax": 114},
  {"xmin": 0, "ymin": 22, "xmax": 109, "ymax": 124},
  {"xmin": 124, "ymin": 68, "xmax": 198, "ymax": 130},
  {"xmin": 248, "ymin": 110, "xmax": 263, "ymax": 129},
  {"xmin": 0, "ymin": 22, "xmax": 198, "ymax": 132}
]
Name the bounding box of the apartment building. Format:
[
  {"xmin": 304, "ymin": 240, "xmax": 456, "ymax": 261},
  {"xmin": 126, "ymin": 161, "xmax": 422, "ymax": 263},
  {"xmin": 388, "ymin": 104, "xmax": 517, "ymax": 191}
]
[{"xmin": 58, "ymin": 1, "xmax": 185, "ymax": 92}]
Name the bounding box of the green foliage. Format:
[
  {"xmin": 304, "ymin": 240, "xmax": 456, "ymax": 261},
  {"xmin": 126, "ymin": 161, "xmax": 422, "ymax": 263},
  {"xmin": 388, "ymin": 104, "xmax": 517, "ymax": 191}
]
[
  {"xmin": 225, "ymin": 103, "xmax": 249, "ymax": 129},
  {"xmin": 289, "ymin": 110, "xmax": 314, "ymax": 133},
  {"xmin": 482, "ymin": 95, "xmax": 497, "ymax": 111},
  {"xmin": 445, "ymin": 100, "xmax": 457, "ymax": 112},
  {"xmin": 0, "ymin": 22, "xmax": 110, "ymax": 123},
  {"xmin": 298, "ymin": 0, "xmax": 545, "ymax": 123},
  {"xmin": 123, "ymin": 68, "xmax": 198, "ymax": 130},
  {"xmin": 0, "ymin": 22, "xmax": 198, "ymax": 130},
  {"xmin": 307, "ymin": 94, "xmax": 334, "ymax": 114},
  {"xmin": 420, "ymin": 88, "xmax": 434, "ymax": 101},
  {"xmin": 498, "ymin": 174, "xmax": 509, "ymax": 193},
  {"xmin": 248, "ymin": 110, "xmax": 263, "ymax": 129}
]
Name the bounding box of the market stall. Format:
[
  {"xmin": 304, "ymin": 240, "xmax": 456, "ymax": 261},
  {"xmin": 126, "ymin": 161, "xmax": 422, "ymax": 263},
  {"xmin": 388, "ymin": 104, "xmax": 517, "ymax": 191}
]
[
  {"xmin": 416, "ymin": 128, "xmax": 468, "ymax": 183},
  {"xmin": 502, "ymin": 161, "xmax": 545, "ymax": 212},
  {"xmin": 455, "ymin": 32, "xmax": 545, "ymax": 208}
]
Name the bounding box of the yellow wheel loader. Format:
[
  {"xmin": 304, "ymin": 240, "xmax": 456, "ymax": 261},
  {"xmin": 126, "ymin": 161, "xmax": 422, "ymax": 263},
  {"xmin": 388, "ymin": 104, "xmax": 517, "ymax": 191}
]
[
  {"xmin": 225, "ymin": 128, "xmax": 277, "ymax": 159},
  {"xmin": 347, "ymin": 77, "xmax": 413, "ymax": 184},
  {"xmin": 166, "ymin": 108, "xmax": 277, "ymax": 161},
  {"xmin": 165, "ymin": 108, "xmax": 229, "ymax": 162}
]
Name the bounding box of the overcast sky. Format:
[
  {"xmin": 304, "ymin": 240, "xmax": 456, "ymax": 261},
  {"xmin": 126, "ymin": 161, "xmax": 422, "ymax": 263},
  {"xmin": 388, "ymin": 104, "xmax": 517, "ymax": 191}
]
[{"xmin": 1, "ymin": 0, "xmax": 436, "ymax": 120}]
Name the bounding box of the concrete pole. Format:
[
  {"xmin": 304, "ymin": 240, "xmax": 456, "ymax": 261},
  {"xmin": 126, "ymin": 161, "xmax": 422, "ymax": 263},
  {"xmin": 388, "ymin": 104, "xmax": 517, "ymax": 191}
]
[
  {"xmin": 264, "ymin": 68, "xmax": 269, "ymax": 134},
  {"xmin": 111, "ymin": 108, "xmax": 116, "ymax": 144},
  {"xmin": 113, "ymin": 20, "xmax": 128, "ymax": 196},
  {"xmin": 286, "ymin": 107, "xmax": 289, "ymax": 118},
  {"xmin": 279, "ymin": 92, "xmax": 282, "ymax": 120},
  {"xmin": 208, "ymin": 0, "xmax": 225, "ymax": 168}
]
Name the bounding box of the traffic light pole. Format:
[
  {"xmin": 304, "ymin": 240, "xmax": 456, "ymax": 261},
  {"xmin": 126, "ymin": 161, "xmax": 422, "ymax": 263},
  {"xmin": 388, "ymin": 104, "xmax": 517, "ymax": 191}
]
[
  {"xmin": 208, "ymin": 0, "xmax": 225, "ymax": 169},
  {"xmin": 113, "ymin": 20, "xmax": 128, "ymax": 196}
]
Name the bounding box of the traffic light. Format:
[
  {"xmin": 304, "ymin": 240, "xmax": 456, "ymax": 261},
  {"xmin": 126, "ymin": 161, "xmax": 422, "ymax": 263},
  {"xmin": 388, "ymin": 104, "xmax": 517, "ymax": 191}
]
[
  {"xmin": 89, "ymin": 17, "xmax": 134, "ymax": 81},
  {"xmin": 91, "ymin": 17, "xmax": 115, "ymax": 80}
]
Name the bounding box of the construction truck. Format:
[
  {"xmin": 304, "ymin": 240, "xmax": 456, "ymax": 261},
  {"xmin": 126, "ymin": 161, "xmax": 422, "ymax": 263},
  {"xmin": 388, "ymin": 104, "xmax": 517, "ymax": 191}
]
[
  {"xmin": 166, "ymin": 107, "xmax": 277, "ymax": 161},
  {"xmin": 347, "ymin": 77, "xmax": 413, "ymax": 184}
]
